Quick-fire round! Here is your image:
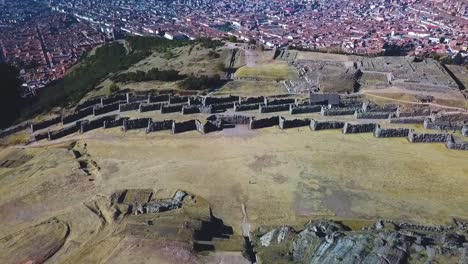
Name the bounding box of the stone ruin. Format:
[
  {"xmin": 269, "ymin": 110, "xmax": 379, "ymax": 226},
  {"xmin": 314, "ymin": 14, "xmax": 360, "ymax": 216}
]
[
  {"xmin": 374, "ymin": 125, "xmax": 409, "ymax": 138},
  {"xmin": 265, "ymin": 98, "xmax": 296, "ymax": 106},
  {"xmin": 93, "ymin": 102, "xmax": 120, "ymax": 116},
  {"xmin": 161, "ymin": 104, "xmax": 186, "ymax": 114},
  {"xmin": 182, "ymin": 105, "xmax": 201, "ymax": 115},
  {"xmin": 210, "ymin": 102, "xmax": 235, "ymax": 113},
  {"xmin": 279, "ymin": 117, "xmax": 310, "ymax": 129},
  {"xmin": 123, "ymin": 118, "xmax": 151, "ymax": 131},
  {"xmin": 31, "ymin": 116, "xmax": 61, "ymax": 132},
  {"xmin": 259, "ymin": 104, "xmax": 291, "ymax": 113},
  {"xmin": 119, "ymin": 102, "xmax": 141, "ymax": 112},
  {"xmin": 463, "ymin": 125, "xmax": 468, "ymax": 137},
  {"xmin": 342, "ymin": 123, "xmax": 376, "ymax": 134},
  {"xmin": 424, "ymin": 118, "xmax": 465, "ymax": 131},
  {"xmin": 310, "ymin": 120, "xmax": 345, "ymax": 131},
  {"xmin": 80, "ymin": 115, "xmax": 116, "ymax": 133},
  {"xmin": 103, "ymin": 117, "xmax": 130, "ymax": 129},
  {"xmin": 172, "ymin": 120, "xmax": 198, "ymax": 134},
  {"xmin": 48, "ymin": 121, "xmax": 81, "ymax": 140},
  {"xmin": 139, "ymin": 102, "xmax": 167, "ymax": 113},
  {"xmin": 446, "ymin": 135, "xmax": 468, "ymax": 151},
  {"xmin": 208, "ymin": 114, "xmax": 251, "ymax": 125},
  {"xmin": 148, "ymin": 94, "xmax": 170, "ymax": 103},
  {"xmin": 390, "ymin": 117, "xmax": 426, "ymax": 124},
  {"xmin": 135, "ymin": 190, "xmax": 188, "ymax": 214},
  {"xmin": 102, "ymin": 93, "xmax": 127, "ymax": 105},
  {"xmin": 126, "ymin": 93, "xmax": 148, "ymax": 103},
  {"xmin": 239, "ymin": 96, "xmax": 264, "ymax": 105},
  {"xmin": 234, "ymin": 103, "xmax": 263, "ymax": 112},
  {"xmin": 188, "ymin": 96, "xmax": 202, "ymax": 106},
  {"xmin": 249, "ymin": 116, "xmax": 279, "ymax": 129},
  {"xmin": 195, "ymin": 120, "xmax": 223, "ymax": 134},
  {"xmin": 169, "ymin": 95, "xmax": 189, "ymax": 105},
  {"xmin": 354, "ymin": 110, "xmax": 392, "ymax": 119},
  {"xmin": 321, "ymin": 107, "xmax": 356, "ymax": 116},
  {"xmin": 62, "ymin": 107, "xmax": 93, "ymax": 125},
  {"xmin": 407, "ymin": 130, "xmax": 448, "ymax": 143},
  {"xmin": 289, "ymin": 104, "xmax": 322, "ymax": 114},
  {"xmin": 76, "ymin": 97, "xmax": 102, "ymax": 111},
  {"xmin": 203, "ymin": 95, "xmax": 239, "ymax": 106},
  {"xmin": 146, "ymin": 120, "xmax": 173, "ymax": 133},
  {"xmin": 31, "ymin": 131, "xmax": 49, "ymax": 141}
]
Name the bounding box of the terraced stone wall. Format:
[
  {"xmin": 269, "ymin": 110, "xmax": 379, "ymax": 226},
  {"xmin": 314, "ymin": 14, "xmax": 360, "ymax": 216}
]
[
  {"xmin": 249, "ymin": 116, "xmax": 279, "ymax": 129},
  {"xmin": 279, "ymin": 117, "xmax": 310, "ymax": 129},
  {"xmin": 103, "ymin": 117, "xmax": 130, "ymax": 129},
  {"xmin": 48, "ymin": 122, "xmax": 81, "ymax": 140},
  {"xmin": 310, "ymin": 120, "xmax": 345, "ymax": 130},
  {"xmin": 31, "ymin": 116, "xmax": 62, "ymax": 132},
  {"xmin": 343, "ymin": 123, "xmax": 376, "ymax": 134},
  {"xmin": 76, "ymin": 97, "xmax": 102, "ymax": 111},
  {"xmin": 260, "ymin": 104, "xmax": 290, "ymax": 113},
  {"xmin": 203, "ymin": 95, "xmax": 239, "ymax": 106},
  {"xmin": 374, "ymin": 125, "xmax": 409, "ymax": 138},
  {"xmin": 169, "ymin": 95, "xmax": 189, "ymax": 104},
  {"xmin": 424, "ymin": 119, "xmax": 464, "ymax": 131},
  {"xmin": 321, "ymin": 107, "xmax": 355, "ymax": 116},
  {"xmin": 446, "ymin": 135, "xmax": 468, "ymax": 151},
  {"xmin": 463, "ymin": 125, "xmax": 468, "ymax": 137},
  {"xmin": 266, "ymin": 98, "xmax": 296, "ymax": 106},
  {"xmin": 139, "ymin": 102, "xmax": 166, "ymax": 112},
  {"xmin": 149, "ymin": 94, "xmax": 170, "ymax": 103},
  {"xmin": 102, "ymin": 94, "xmax": 127, "ymax": 105},
  {"xmin": 119, "ymin": 102, "xmax": 141, "ymax": 112},
  {"xmin": 62, "ymin": 107, "xmax": 93, "ymax": 124},
  {"xmin": 172, "ymin": 120, "xmax": 198, "ymax": 134},
  {"xmin": 182, "ymin": 106, "xmax": 201, "ymax": 115},
  {"xmin": 94, "ymin": 102, "xmax": 120, "ymax": 116},
  {"xmin": 289, "ymin": 105, "xmax": 321, "ymax": 114},
  {"xmin": 355, "ymin": 111, "xmax": 392, "ymax": 119},
  {"xmin": 123, "ymin": 118, "xmax": 151, "ymax": 131},
  {"xmin": 407, "ymin": 130, "xmax": 448, "ymax": 143},
  {"xmin": 127, "ymin": 93, "xmax": 148, "ymax": 103},
  {"xmin": 234, "ymin": 103, "xmax": 262, "ymax": 112},
  {"xmin": 161, "ymin": 104, "xmax": 185, "ymax": 114},
  {"xmin": 390, "ymin": 117, "xmax": 426, "ymax": 124},
  {"xmin": 146, "ymin": 120, "xmax": 173, "ymax": 133},
  {"xmin": 80, "ymin": 115, "xmax": 116, "ymax": 133},
  {"xmin": 240, "ymin": 96, "xmax": 264, "ymax": 104}
]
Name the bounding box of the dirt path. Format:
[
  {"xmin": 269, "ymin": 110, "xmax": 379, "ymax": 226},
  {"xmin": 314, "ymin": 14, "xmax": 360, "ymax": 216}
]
[{"xmin": 362, "ymin": 92, "xmax": 468, "ymax": 112}]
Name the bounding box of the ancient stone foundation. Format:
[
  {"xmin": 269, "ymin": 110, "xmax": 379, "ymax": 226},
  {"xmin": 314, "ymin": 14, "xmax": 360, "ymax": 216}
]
[
  {"xmin": 172, "ymin": 120, "xmax": 198, "ymax": 134},
  {"xmin": 80, "ymin": 115, "xmax": 116, "ymax": 133},
  {"xmin": 374, "ymin": 125, "xmax": 409, "ymax": 138},
  {"xmin": 102, "ymin": 94, "xmax": 127, "ymax": 105},
  {"xmin": 62, "ymin": 107, "xmax": 93, "ymax": 125},
  {"xmin": 139, "ymin": 102, "xmax": 166, "ymax": 112},
  {"xmin": 119, "ymin": 102, "xmax": 141, "ymax": 112},
  {"xmin": 203, "ymin": 95, "xmax": 239, "ymax": 106},
  {"xmin": 343, "ymin": 123, "xmax": 376, "ymax": 134},
  {"xmin": 123, "ymin": 118, "xmax": 151, "ymax": 131},
  {"xmin": 390, "ymin": 117, "xmax": 426, "ymax": 124},
  {"xmin": 48, "ymin": 122, "xmax": 81, "ymax": 140},
  {"xmin": 169, "ymin": 95, "xmax": 189, "ymax": 104},
  {"xmin": 279, "ymin": 117, "xmax": 310, "ymax": 129},
  {"xmin": 446, "ymin": 135, "xmax": 468, "ymax": 151},
  {"xmin": 249, "ymin": 116, "xmax": 279, "ymax": 129},
  {"xmin": 310, "ymin": 120, "xmax": 344, "ymax": 130},
  {"xmin": 188, "ymin": 97, "xmax": 202, "ymax": 106},
  {"xmin": 289, "ymin": 105, "xmax": 322, "ymax": 114},
  {"xmin": 103, "ymin": 117, "xmax": 130, "ymax": 129},
  {"xmin": 321, "ymin": 107, "xmax": 355, "ymax": 116},
  {"xmin": 355, "ymin": 111, "xmax": 392, "ymax": 119},
  {"xmin": 195, "ymin": 120, "xmax": 222, "ymax": 134},
  {"xmin": 266, "ymin": 98, "xmax": 296, "ymax": 106},
  {"xmin": 208, "ymin": 114, "xmax": 251, "ymax": 125},
  {"xmin": 31, "ymin": 131, "xmax": 49, "ymax": 141},
  {"xmin": 94, "ymin": 102, "xmax": 120, "ymax": 116},
  {"xmin": 149, "ymin": 94, "xmax": 170, "ymax": 103},
  {"xmin": 31, "ymin": 116, "xmax": 62, "ymax": 132},
  {"xmin": 362, "ymin": 102, "xmax": 398, "ymax": 113},
  {"xmin": 210, "ymin": 102, "xmax": 235, "ymax": 113},
  {"xmin": 234, "ymin": 103, "xmax": 262, "ymax": 112},
  {"xmin": 0, "ymin": 123, "xmax": 30, "ymax": 139},
  {"xmin": 182, "ymin": 106, "xmax": 201, "ymax": 115},
  {"xmin": 424, "ymin": 119, "xmax": 464, "ymax": 131},
  {"xmin": 161, "ymin": 104, "xmax": 185, "ymax": 114},
  {"xmin": 146, "ymin": 120, "xmax": 173, "ymax": 133},
  {"xmin": 127, "ymin": 93, "xmax": 148, "ymax": 103},
  {"xmin": 260, "ymin": 104, "xmax": 290, "ymax": 113},
  {"xmin": 407, "ymin": 130, "xmax": 448, "ymax": 143},
  {"xmin": 463, "ymin": 125, "xmax": 468, "ymax": 137},
  {"xmin": 240, "ymin": 96, "xmax": 264, "ymax": 105}
]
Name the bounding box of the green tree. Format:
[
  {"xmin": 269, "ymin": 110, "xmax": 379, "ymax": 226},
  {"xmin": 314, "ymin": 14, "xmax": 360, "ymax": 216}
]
[
  {"xmin": 109, "ymin": 83, "xmax": 120, "ymax": 93},
  {"xmin": 215, "ymin": 63, "xmax": 226, "ymax": 72},
  {"xmin": 0, "ymin": 64, "xmax": 22, "ymax": 129}
]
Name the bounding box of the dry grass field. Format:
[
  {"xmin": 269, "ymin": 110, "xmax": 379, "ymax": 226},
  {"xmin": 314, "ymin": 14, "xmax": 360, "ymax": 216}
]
[
  {"xmin": 234, "ymin": 63, "xmax": 298, "ymax": 81},
  {"xmin": 215, "ymin": 80, "xmax": 286, "ymax": 96}
]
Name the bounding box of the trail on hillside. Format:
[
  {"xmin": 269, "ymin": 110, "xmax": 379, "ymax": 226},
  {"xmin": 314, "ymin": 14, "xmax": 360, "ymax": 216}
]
[{"xmin": 362, "ymin": 92, "xmax": 467, "ymax": 111}]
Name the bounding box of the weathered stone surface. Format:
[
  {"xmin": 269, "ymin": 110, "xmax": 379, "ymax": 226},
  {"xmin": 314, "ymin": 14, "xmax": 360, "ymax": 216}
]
[
  {"xmin": 234, "ymin": 103, "xmax": 263, "ymax": 112},
  {"xmin": 146, "ymin": 120, "xmax": 173, "ymax": 133},
  {"xmin": 161, "ymin": 104, "xmax": 186, "ymax": 114},
  {"xmin": 119, "ymin": 102, "xmax": 141, "ymax": 112},
  {"xmin": 148, "ymin": 94, "xmax": 170, "ymax": 103},
  {"xmin": 446, "ymin": 135, "xmax": 468, "ymax": 151},
  {"xmin": 424, "ymin": 118, "xmax": 465, "ymax": 131},
  {"xmin": 374, "ymin": 125, "xmax": 409, "ymax": 138},
  {"xmin": 266, "ymin": 98, "xmax": 296, "ymax": 106},
  {"xmin": 172, "ymin": 120, "xmax": 198, "ymax": 134},
  {"xmin": 210, "ymin": 102, "xmax": 235, "ymax": 113},
  {"xmin": 181, "ymin": 105, "xmax": 201, "ymax": 115},
  {"xmin": 0, "ymin": 122, "xmax": 30, "ymax": 139},
  {"xmin": 355, "ymin": 110, "xmax": 392, "ymax": 119},
  {"xmin": 195, "ymin": 120, "xmax": 223, "ymax": 134},
  {"xmin": 279, "ymin": 117, "xmax": 310, "ymax": 129},
  {"xmin": 310, "ymin": 120, "xmax": 345, "ymax": 130},
  {"xmin": 343, "ymin": 123, "xmax": 376, "ymax": 134},
  {"xmin": 168, "ymin": 95, "xmax": 189, "ymax": 104},
  {"xmin": 126, "ymin": 93, "xmax": 148, "ymax": 103},
  {"xmin": 103, "ymin": 117, "xmax": 130, "ymax": 129},
  {"xmin": 239, "ymin": 96, "xmax": 264, "ymax": 104},
  {"xmin": 102, "ymin": 93, "xmax": 127, "ymax": 105},
  {"xmin": 188, "ymin": 96, "xmax": 202, "ymax": 106},
  {"xmin": 139, "ymin": 102, "xmax": 166, "ymax": 112},
  {"xmin": 321, "ymin": 107, "xmax": 356, "ymax": 116},
  {"xmin": 94, "ymin": 102, "xmax": 120, "ymax": 116},
  {"xmin": 203, "ymin": 95, "xmax": 239, "ymax": 106},
  {"xmin": 123, "ymin": 118, "xmax": 151, "ymax": 131},
  {"xmin": 209, "ymin": 115, "xmax": 251, "ymax": 125},
  {"xmin": 362, "ymin": 102, "xmax": 398, "ymax": 112},
  {"xmin": 249, "ymin": 116, "xmax": 279, "ymax": 129},
  {"xmin": 80, "ymin": 115, "xmax": 116, "ymax": 133},
  {"xmin": 289, "ymin": 104, "xmax": 322, "ymax": 114},
  {"xmin": 407, "ymin": 129, "xmax": 448, "ymax": 143},
  {"xmin": 31, "ymin": 116, "xmax": 62, "ymax": 132},
  {"xmin": 62, "ymin": 107, "xmax": 93, "ymax": 124},
  {"xmin": 135, "ymin": 190, "xmax": 188, "ymax": 214},
  {"xmin": 259, "ymin": 104, "xmax": 290, "ymax": 113},
  {"xmin": 48, "ymin": 122, "xmax": 81, "ymax": 140},
  {"xmin": 463, "ymin": 125, "xmax": 468, "ymax": 137},
  {"xmin": 31, "ymin": 131, "xmax": 49, "ymax": 141},
  {"xmin": 390, "ymin": 117, "xmax": 426, "ymax": 124},
  {"xmin": 76, "ymin": 97, "xmax": 102, "ymax": 111}
]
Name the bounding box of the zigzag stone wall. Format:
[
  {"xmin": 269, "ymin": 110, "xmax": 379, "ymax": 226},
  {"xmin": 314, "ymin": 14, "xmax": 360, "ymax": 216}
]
[
  {"xmin": 161, "ymin": 104, "xmax": 186, "ymax": 113},
  {"xmin": 249, "ymin": 116, "xmax": 279, "ymax": 129},
  {"xmin": 149, "ymin": 94, "xmax": 170, "ymax": 103},
  {"xmin": 123, "ymin": 118, "xmax": 151, "ymax": 131},
  {"xmin": 80, "ymin": 115, "xmax": 116, "ymax": 133},
  {"xmin": 62, "ymin": 107, "xmax": 93, "ymax": 124},
  {"xmin": 203, "ymin": 95, "xmax": 239, "ymax": 106},
  {"xmin": 208, "ymin": 115, "xmax": 251, "ymax": 125},
  {"xmin": 234, "ymin": 103, "xmax": 262, "ymax": 112},
  {"xmin": 127, "ymin": 93, "xmax": 148, "ymax": 103},
  {"xmin": 182, "ymin": 106, "xmax": 201, "ymax": 115},
  {"xmin": 279, "ymin": 117, "xmax": 310, "ymax": 129},
  {"xmin": 390, "ymin": 117, "xmax": 426, "ymax": 124},
  {"xmin": 355, "ymin": 111, "xmax": 392, "ymax": 119},
  {"xmin": 94, "ymin": 102, "xmax": 120, "ymax": 116},
  {"xmin": 289, "ymin": 105, "xmax": 322, "ymax": 114},
  {"xmin": 424, "ymin": 119, "xmax": 464, "ymax": 131},
  {"xmin": 195, "ymin": 120, "xmax": 222, "ymax": 134},
  {"xmin": 446, "ymin": 135, "xmax": 468, "ymax": 151},
  {"xmin": 374, "ymin": 125, "xmax": 409, "ymax": 138},
  {"xmin": 76, "ymin": 97, "xmax": 102, "ymax": 111},
  {"xmin": 266, "ymin": 98, "xmax": 296, "ymax": 106},
  {"xmin": 48, "ymin": 122, "xmax": 81, "ymax": 140},
  {"xmin": 407, "ymin": 130, "xmax": 448, "ymax": 143},
  {"xmin": 310, "ymin": 120, "xmax": 345, "ymax": 130},
  {"xmin": 102, "ymin": 94, "xmax": 127, "ymax": 105},
  {"xmin": 146, "ymin": 120, "xmax": 173, "ymax": 133},
  {"xmin": 240, "ymin": 96, "xmax": 264, "ymax": 104},
  {"xmin": 139, "ymin": 102, "xmax": 166, "ymax": 112},
  {"xmin": 210, "ymin": 102, "xmax": 235, "ymax": 113},
  {"xmin": 169, "ymin": 96, "xmax": 189, "ymax": 104},
  {"xmin": 343, "ymin": 123, "xmax": 376, "ymax": 134},
  {"xmin": 103, "ymin": 117, "xmax": 129, "ymax": 129},
  {"xmin": 260, "ymin": 104, "xmax": 290, "ymax": 113},
  {"xmin": 31, "ymin": 116, "xmax": 62, "ymax": 132},
  {"xmin": 172, "ymin": 120, "xmax": 198, "ymax": 134},
  {"xmin": 321, "ymin": 107, "xmax": 356, "ymax": 116},
  {"xmin": 31, "ymin": 131, "xmax": 49, "ymax": 141},
  {"xmin": 119, "ymin": 102, "xmax": 141, "ymax": 112},
  {"xmin": 189, "ymin": 97, "xmax": 202, "ymax": 106}
]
